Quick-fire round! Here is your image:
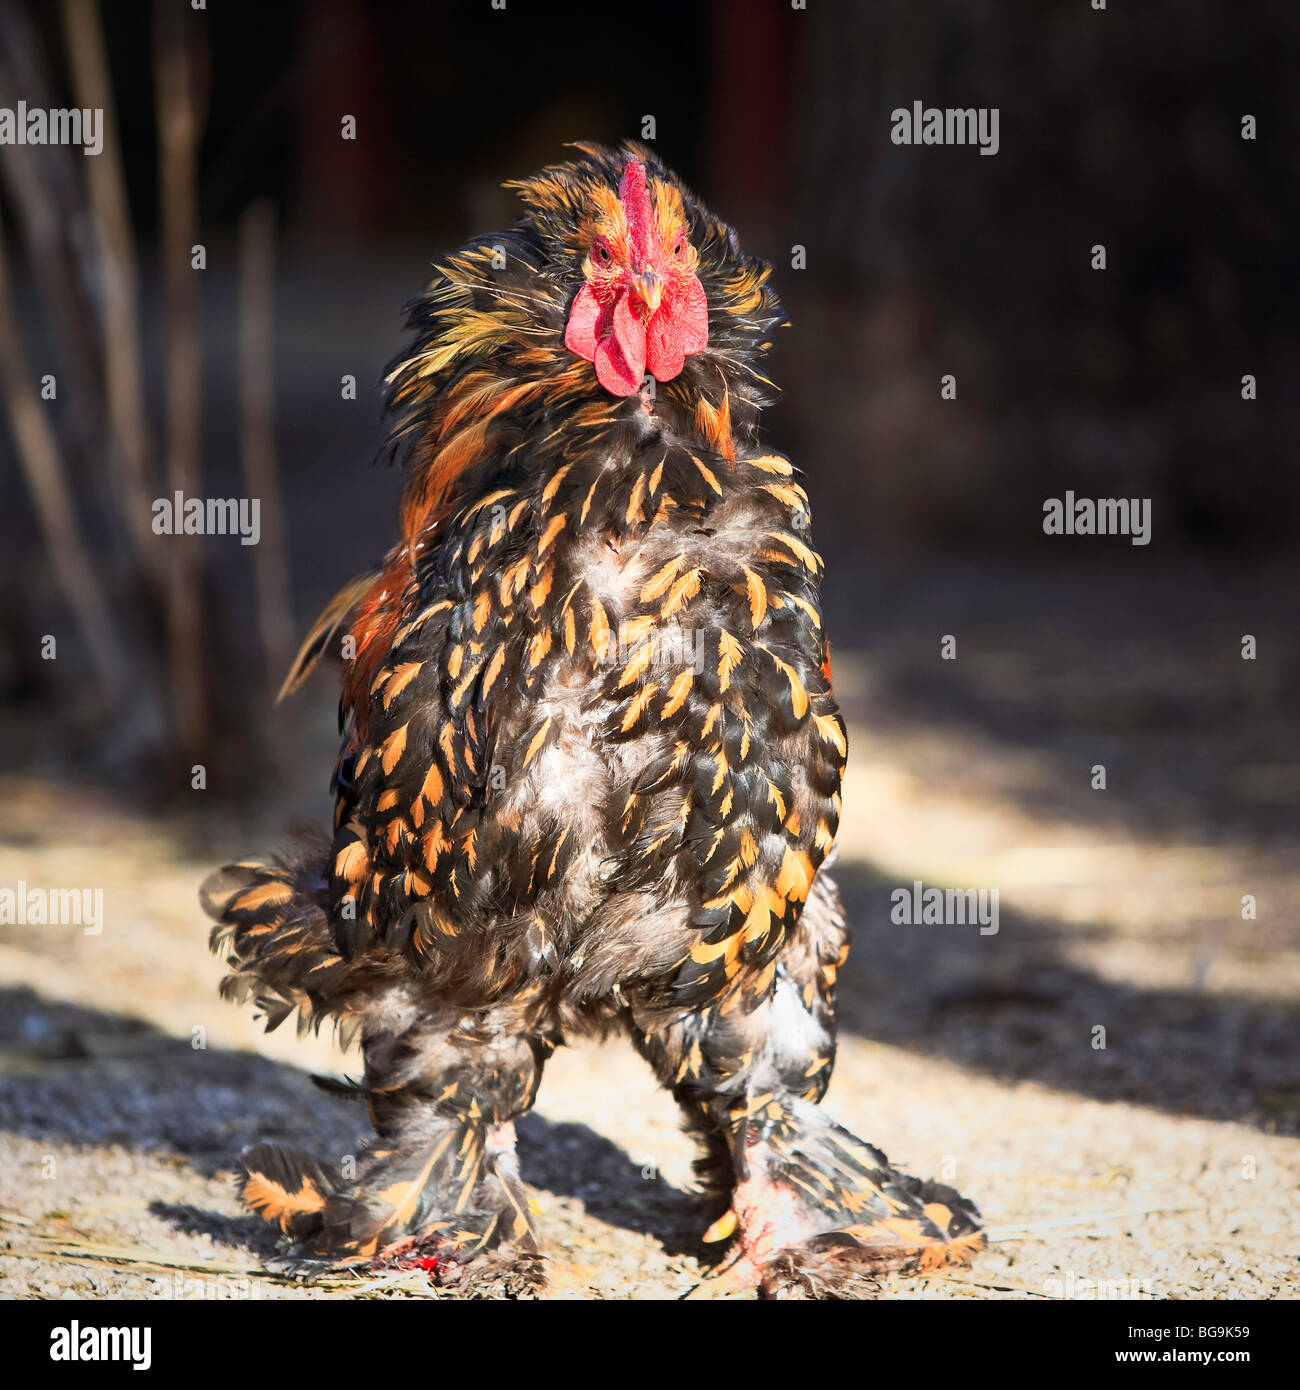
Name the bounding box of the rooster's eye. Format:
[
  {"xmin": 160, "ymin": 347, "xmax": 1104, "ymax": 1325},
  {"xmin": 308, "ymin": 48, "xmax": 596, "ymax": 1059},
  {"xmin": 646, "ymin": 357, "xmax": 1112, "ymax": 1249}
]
[
  {"xmin": 673, "ymin": 239, "xmax": 685, "ymax": 258},
  {"xmin": 593, "ymin": 242, "xmax": 611, "ymax": 264}
]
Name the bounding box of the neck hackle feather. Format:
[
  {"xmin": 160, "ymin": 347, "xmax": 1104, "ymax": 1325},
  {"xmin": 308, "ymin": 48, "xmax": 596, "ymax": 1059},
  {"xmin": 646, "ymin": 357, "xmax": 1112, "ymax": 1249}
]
[{"xmin": 281, "ymin": 141, "xmax": 783, "ymax": 703}]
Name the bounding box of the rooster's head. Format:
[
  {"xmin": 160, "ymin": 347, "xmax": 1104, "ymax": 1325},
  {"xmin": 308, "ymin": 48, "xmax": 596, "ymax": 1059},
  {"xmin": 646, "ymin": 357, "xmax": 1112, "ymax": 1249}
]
[
  {"xmin": 383, "ymin": 142, "xmax": 783, "ymax": 537},
  {"xmin": 563, "ymin": 155, "xmax": 709, "ymax": 396}
]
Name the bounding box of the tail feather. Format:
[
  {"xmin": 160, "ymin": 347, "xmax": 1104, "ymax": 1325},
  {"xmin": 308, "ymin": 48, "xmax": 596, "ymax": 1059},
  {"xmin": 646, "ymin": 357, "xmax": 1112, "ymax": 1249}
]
[{"xmin": 276, "ymin": 570, "xmax": 378, "ymax": 702}]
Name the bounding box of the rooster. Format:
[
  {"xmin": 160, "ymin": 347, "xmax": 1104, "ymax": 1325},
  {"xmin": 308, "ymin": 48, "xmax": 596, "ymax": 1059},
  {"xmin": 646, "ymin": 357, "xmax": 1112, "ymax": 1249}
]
[{"xmin": 202, "ymin": 141, "xmax": 984, "ymax": 1297}]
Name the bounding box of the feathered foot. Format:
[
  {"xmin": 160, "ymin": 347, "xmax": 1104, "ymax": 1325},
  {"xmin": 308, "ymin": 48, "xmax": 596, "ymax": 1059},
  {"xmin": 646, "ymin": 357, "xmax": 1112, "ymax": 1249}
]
[
  {"xmin": 237, "ymin": 1124, "xmax": 546, "ymax": 1296},
  {"xmin": 711, "ymin": 1098, "xmax": 984, "ymax": 1299}
]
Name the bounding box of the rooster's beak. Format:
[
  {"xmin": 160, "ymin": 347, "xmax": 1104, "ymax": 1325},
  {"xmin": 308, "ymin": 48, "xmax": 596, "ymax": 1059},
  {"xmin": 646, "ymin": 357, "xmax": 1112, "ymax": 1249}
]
[{"xmin": 630, "ymin": 268, "xmax": 663, "ymax": 314}]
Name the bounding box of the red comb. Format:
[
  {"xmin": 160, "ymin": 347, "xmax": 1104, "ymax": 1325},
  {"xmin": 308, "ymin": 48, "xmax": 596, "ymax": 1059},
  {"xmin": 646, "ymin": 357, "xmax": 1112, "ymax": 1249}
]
[{"xmin": 618, "ymin": 158, "xmax": 653, "ymax": 264}]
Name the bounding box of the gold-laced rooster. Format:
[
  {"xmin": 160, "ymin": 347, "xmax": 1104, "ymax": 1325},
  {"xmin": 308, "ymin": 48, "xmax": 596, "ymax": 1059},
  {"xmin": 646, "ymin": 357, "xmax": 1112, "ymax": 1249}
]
[{"xmin": 202, "ymin": 141, "xmax": 984, "ymax": 1298}]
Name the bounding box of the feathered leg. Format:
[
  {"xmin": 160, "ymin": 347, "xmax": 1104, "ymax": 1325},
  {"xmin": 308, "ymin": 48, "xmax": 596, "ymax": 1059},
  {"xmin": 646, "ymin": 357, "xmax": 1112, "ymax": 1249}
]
[
  {"xmin": 241, "ymin": 1005, "xmax": 552, "ymax": 1292},
  {"xmin": 631, "ymin": 870, "xmax": 985, "ymax": 1298},
  {"xmin": 203, "ymin": 847, "xmax": 552, "ymax": 1293}
]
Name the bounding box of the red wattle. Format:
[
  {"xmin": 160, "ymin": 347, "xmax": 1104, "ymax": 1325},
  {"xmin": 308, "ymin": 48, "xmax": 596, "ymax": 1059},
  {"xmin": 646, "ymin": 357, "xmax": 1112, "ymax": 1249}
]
[
  {"xmin": 646, "ymin": 276, "xmax": 709, "ymax": 382},
  {"xmin": 564, "ymin": 283, "xmax": 601, "ymax": 360},
  {"xmin": 593, "ymin": 293, "xmax": 645, "ymax": 395},
  {"xmin": 567, "ymin": 290, "xmax": 646, "ymax": 396}
]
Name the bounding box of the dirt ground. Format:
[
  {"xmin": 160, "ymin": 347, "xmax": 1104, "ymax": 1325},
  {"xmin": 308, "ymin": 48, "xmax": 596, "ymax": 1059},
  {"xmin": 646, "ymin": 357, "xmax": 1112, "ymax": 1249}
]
[{"xmin": 1, "ymin": 560, "xmax": 1297, "ymax": 1300}]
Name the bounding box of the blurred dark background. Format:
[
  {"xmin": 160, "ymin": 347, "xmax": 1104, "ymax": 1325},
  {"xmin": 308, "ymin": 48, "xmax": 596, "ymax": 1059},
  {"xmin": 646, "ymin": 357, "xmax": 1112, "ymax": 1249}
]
[{"xmin": 0, "ymin": 0, "xmax": 1295, "ymax": 814}]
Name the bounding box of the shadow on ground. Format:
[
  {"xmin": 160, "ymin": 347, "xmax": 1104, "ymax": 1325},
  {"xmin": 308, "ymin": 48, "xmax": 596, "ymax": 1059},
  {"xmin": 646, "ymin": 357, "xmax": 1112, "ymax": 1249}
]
[
  {"xmin": 0, "ymin": 986, "xmax": 702, "ymax": 1262},
  {"xmin": 832, "ymin": 863, "xmax": 1300, "ymax": 1137},
  {"xmin": 825, "ymin": 558, "xmax": 1299, "ymax": 856}
]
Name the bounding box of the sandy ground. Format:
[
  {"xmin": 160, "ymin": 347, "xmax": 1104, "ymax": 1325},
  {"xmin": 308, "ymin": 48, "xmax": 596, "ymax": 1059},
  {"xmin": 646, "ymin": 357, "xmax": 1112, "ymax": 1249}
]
[{"xmin": 1, "ymin": 573, "xmax": 1297, "ymax": 1300}]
